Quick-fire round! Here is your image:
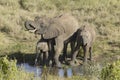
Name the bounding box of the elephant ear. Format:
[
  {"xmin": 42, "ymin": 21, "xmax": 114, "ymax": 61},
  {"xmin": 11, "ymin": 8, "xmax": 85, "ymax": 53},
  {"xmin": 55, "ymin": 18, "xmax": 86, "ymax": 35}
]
[{"xmin": 43, "ymin": 25, "xmax": 65, "ymax": 39}]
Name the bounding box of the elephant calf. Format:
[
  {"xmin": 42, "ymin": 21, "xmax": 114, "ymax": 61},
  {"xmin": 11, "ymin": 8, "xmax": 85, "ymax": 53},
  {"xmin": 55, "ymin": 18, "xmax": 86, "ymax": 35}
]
[
  {"xmin": 71, "ymin": 23, "xmax": 96, "ymax": 65},
  {"xmin": 35, "ymin": 38, "xmax": 55, "ymax": 66},
  {"xmin": 35, "ymin": 40, "xmax": 49, "ymax": 66}
]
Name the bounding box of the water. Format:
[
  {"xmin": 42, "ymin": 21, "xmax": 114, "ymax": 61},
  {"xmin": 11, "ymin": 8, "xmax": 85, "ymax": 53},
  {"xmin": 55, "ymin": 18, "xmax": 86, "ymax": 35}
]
[
  {"xmin": 58, "ymin": 69, "xmax": 64, "ymax": 77},
  {"xmin": 17, "ymin": 63, "xmax": 102, "ymax": 79},
  {"xmin": 67, "ymin": 68, "xmax": 73, "ymax": 77},
  {"xmin": 18, "ymin": 63, "xmax": 42, "ymax": 76},
  {"xmin": 17, "ymin": 63, "xmax": 75, "ymax": 78}
]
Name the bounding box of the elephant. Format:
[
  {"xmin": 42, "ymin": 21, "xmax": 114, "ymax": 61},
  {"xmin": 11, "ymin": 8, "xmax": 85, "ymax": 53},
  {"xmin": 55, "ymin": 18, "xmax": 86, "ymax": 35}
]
[
  {"xmin": 35, "ymin": 38, "xmax": 55, "ymax": 66},
  {"xmin": 24, "ymin": 14, "xmax": 79, "ymax": 67},
  {"xmin": 35, "ymin": 39, "xmax": 49, "ymax": 66},
  {"xmin": 70, "ymin": 23, "xmax": 96, "ymax": 65}
]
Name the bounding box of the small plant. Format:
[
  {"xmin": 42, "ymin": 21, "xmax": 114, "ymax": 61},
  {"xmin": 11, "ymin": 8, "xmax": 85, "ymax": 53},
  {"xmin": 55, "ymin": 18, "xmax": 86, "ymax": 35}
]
[
  {"xmin": 101, "ymin": 60, "xmax": 120, "ymax": 80},
  {"xmin": 0, "ymin": 56, "xmax": 34, "ymax": 80},
  {"xmin": 0, "ymin": 56, "xmax": 18, "ymax": 80}
]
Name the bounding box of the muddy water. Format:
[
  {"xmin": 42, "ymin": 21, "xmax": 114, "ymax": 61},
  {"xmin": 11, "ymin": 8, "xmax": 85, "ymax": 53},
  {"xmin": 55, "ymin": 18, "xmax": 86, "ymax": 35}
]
[{"xmin": 17, "ymin": 63, "xmax": 84, "ymax": 78}]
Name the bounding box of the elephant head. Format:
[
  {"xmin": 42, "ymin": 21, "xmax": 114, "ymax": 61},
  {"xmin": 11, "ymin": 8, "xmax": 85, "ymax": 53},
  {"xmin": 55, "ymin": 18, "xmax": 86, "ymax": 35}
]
[
  {"xmin": 24, "ymin": 16, "xmax": 64, "ymax": 39},
  {"xmin": 25, "ymin": 17, "xmax": 48, "ymax": 34}
]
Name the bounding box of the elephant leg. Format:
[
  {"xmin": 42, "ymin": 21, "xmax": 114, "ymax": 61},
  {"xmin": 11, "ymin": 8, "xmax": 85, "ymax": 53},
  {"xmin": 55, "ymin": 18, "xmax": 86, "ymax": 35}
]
[
  {"xmin": 35, "ymin": 53, "xmax": 39, "ymax": 66},
  {"xmin": 83, "ymin": 45, "xmax": 89, "ymax": 63},
  {"xmin": 47, "ymin": 41, "xmax": 52, "ymax": 66},
  {"xmin": 40, "ymin": 52, "xmax": 44, "ymax": 66},
  {"xmin": 48, "ymin": 40, "xmax": 55, "ymax": 66},
  {"xmin": 54, "ymin": 37, "xmax": 64, "ymax": 67},
  {"xmin": 70, "ymin": 42, "xmax": 80, "ymax": 66},
  {"xmin": 70, "ymin": 40, "xmax": 75, "ymax": 58},
  {"xmin": 89, "ymin": 47, "xmax": 92, "ymax": 61},
  {"xmin": 62, "ymin": 42, "xmax": 68, "ymax": 62},
  {"xmin": 54, "ymin": 47, "xmax": 63, "ymax": 67},
  {"xmin": 35, "ymin": 46, "xmax": 40, "ymax": 65},
  {"xmin": 45, "ymin": 52, "xmax": 49, "ymax": 66},
  {"xmin": 49, "ymin": 50, "xmax": 55, "ymax": 67}
]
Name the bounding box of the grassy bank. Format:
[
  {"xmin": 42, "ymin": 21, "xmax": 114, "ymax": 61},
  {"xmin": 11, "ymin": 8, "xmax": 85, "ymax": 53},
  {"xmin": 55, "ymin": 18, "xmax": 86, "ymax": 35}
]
[{"xmin": 0, "ymin": 56, "xmax": 119, "ymax": 80}]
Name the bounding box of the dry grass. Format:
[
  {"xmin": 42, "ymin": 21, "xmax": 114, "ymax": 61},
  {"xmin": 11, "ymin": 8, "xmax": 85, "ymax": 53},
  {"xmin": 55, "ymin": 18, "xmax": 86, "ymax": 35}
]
[{"xmin": 0, "ymin": 0, "xmax": 119, "ymax": 59}]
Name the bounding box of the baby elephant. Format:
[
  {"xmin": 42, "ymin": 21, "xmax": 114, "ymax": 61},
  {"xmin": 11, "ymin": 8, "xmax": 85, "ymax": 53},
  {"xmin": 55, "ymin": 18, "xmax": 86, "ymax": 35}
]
[
  {"xmin": 35, "ymin": 40, "xmax": 49, "ymax": 66},
  {"xmin": 71, "ymin": 23, "xmax": 96, "ymax": 65}
]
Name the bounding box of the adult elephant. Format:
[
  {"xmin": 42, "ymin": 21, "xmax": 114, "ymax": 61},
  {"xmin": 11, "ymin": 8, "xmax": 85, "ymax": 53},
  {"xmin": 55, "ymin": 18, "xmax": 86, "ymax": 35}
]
[{"xmin": 24, "ymin": 14, "xmax": 79, "ymax": 67}]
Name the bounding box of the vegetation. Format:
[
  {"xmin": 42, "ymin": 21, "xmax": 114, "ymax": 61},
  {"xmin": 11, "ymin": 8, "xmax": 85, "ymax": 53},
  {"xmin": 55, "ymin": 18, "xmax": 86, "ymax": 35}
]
[
  {"xmin": 0, "ymin": 56, "xmax": 34, "ymax": 80},
  {"xmin": 101, "ymin": 60, "xmax": 120, "ymax": 80},
  {"xmin": 0, "ymin": 0, "xmax": 120, "ymax": 80},
  {"xmin": 0, "ymin": 56, "xmax": 119, "ymax": 80}
]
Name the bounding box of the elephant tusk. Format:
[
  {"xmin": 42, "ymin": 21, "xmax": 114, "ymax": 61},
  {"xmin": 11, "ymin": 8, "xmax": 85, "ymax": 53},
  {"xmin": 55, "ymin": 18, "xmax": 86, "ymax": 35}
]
[{"xmin": 28, "ymin": 29, "xmax": 37, "ymax": 33}]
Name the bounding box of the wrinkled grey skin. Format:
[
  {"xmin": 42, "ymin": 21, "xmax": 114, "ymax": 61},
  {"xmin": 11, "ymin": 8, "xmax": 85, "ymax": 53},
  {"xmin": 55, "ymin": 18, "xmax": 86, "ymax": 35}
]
[
  {"xmin": 35, "ymin": 38, "xmax": 55, "ymax": 66},
  {"xmin": 25, "ymin": 14, "xmax": 79, "ymax": 67},
  {"xmin": 70, "ymin": 24, "xmax": 96, "ymax": 65},
  {"xmin": 35, "ymin": 40, "xmax": 49, "ymax": 66}
]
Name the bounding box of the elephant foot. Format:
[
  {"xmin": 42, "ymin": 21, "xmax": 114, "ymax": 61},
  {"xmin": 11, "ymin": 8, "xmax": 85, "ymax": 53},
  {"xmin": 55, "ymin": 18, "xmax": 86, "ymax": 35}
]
[
  {"xmin": 82, "ymin": 61, "xmax": 88, "ymax": 66},
  {"xmin": 74, "ymin": 59, "xmax": 81, "ymax": 66},
  {"xmin": 69, "ymin": 61, "xmax": 76, "ymax": 66},
  {"xmin": 88, "ymin": 58, "xmax": 92, "ymax": 61}
]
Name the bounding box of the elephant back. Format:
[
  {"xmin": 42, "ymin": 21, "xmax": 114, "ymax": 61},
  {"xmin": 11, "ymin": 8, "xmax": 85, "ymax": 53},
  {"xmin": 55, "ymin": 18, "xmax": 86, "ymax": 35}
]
[
  {"xmin": 43, "ymin": 14, "xmax": 79, "ymax": 40},
  {"xmin": 57, "ymin": 14, "xmax": 79, "ymax": 31},
  {"xmin": 78, "ymin": 23, "xmax": 96, "ymax": 46}
]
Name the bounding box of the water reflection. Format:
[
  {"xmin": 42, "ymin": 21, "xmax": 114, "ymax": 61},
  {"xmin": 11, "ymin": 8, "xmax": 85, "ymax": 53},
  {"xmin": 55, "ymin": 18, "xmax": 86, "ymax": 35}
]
[
  {"xmin": 17, "ymin": 63, "xmax": 42, "ymax": 77},
  {"xmin": 36, "ymin": 66, "xmax": 42, "ymax": 77},
  {"xmin": 72, "ymin": 66, "xmax": 84, "ymax": 76},
  {"xmin": 67, "ymin": 68, "xmax": 73, "ymax": 77},
  {"xmin": 58, "ymin": 69, "xmax": 64, "ymax": 77},
  {"xmin": 18, "ymin": 63, "xmax": 83, "ymax": 78}
]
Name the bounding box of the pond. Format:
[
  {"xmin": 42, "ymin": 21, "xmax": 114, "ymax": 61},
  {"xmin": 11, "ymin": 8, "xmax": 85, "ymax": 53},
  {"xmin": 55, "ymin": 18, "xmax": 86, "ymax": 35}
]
[{"xmin": 17, "ymin": 63, "xmax": 85, "ymax": 78}]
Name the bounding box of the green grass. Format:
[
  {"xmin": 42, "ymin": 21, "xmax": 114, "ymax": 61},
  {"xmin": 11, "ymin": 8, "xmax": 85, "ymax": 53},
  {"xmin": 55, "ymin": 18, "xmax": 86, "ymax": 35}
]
[
  {"xmin": 0, "ymin": 56, "xmax": 34, "ymax": 80},
  {"xmin": 0, "ymin": 0, "xmax": 120, "ymax": 80},
  {"xmin": 101, "ymin": 60, "xmax": 120, "ymax": 80},
  {"xmin": 0, "ymin": 0, "xmax": 119, "ymax": 56},
  {"xmin": 0, "ymin": 56, "xmax": 119, "ymax": 80}
]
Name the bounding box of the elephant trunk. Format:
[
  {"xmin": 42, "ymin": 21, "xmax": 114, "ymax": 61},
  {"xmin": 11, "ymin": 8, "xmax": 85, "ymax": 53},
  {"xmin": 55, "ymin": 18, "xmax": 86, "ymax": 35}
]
[{"xmin": 25, "ymin": 20, "xmax": 36, "ymax": 32}]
